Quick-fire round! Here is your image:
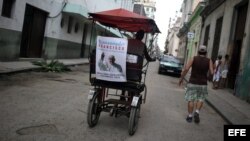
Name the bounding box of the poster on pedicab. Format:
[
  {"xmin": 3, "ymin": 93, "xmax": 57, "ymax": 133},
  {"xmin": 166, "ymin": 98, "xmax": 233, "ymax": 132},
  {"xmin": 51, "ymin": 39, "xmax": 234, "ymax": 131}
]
[{"xmin": 96, "ymin": 36, "xmax": 128, "ymax": 82}]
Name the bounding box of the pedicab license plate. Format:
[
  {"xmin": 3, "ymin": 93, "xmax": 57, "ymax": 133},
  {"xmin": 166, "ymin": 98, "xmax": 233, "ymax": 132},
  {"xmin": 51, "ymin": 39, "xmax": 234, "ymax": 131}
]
[
  {"xmin": 88, "ymin": 89, "xmax": 95, "ymax": 100},
  {"xmin": 131, "ymin": 96, "xmax": 139, "ymax": 107}
]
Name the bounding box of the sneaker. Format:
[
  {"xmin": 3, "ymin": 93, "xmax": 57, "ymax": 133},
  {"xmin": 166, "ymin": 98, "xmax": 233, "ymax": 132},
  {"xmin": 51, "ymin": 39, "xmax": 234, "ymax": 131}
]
[
  {"xmin": 186, "ymin": 116, "xmax": 192, "ymax": 123},
  {"xmin": 194, "ymin": 112, "xmax": 200, "ymax": 123}
]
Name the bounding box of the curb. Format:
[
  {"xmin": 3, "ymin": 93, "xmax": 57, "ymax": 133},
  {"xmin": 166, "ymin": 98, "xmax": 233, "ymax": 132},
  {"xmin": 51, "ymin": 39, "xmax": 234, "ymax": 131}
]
[
  {"xmin": 205, "ymin": 99, "xmax": 232, "ymax": 125},
  {"xmin": 0, "ymin": 67, "xmax": 41, "ymax": 75},
  {"xmin": 0, "ymin": 62, "xmax": 89, "ymax": 75}
]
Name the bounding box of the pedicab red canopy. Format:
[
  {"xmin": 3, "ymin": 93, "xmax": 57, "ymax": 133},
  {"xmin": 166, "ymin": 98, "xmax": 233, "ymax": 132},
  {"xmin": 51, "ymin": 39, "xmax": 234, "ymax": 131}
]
[{"xmin": 88, "ymin": 8, "xmax": 160, "ymax": 33}]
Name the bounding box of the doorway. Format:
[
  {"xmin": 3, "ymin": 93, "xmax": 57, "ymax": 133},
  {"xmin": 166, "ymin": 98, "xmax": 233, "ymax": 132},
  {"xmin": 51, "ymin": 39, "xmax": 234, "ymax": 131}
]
[
  {"xmin": 211, "ymin": 16, "xmax": 223, "ymax": 62},
  {"xmin": 20, "ymin": 4, "xmax": 47, "ymax": 58},
  {"xmin": 228, "ymin": 2, "xmax": 248, "ymax": 89},
  {"xmin": 203, "ymin": 25, "xmax": 210, "ymax": 47}
]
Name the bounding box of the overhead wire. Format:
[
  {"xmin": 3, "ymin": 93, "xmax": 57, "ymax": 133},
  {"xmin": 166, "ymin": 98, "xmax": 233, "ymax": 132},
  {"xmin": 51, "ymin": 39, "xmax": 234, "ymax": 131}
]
[{"xmin": 48, "ymin": 0, "xmax": 68, "ymax": 18}]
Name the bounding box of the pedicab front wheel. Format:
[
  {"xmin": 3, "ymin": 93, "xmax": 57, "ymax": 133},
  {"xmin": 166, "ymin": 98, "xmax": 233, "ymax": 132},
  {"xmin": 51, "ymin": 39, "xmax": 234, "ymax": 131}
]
[{"xmin": 87, "ymin": 92, "xmax": 101, "ymax": 127}]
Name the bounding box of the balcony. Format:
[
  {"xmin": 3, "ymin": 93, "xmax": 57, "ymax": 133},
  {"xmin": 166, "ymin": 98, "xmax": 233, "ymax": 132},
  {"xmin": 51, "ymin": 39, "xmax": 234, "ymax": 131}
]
[
  {"xmin": 177, "ymin": 22, "xmax": 189, "ymax": 38},
  {"xmin": 200, "ymin": 0, "xmax": 226, "ymax": 18}
]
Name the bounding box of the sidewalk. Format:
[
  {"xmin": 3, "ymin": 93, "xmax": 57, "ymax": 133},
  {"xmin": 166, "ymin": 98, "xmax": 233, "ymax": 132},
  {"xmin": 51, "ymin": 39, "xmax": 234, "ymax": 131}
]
[
  {"xmin": 0, "ymin": 59, "xmax": 250, "ymax": 125},
  {"xmin": 206, "ymin": 84, "xmax": 250, "ymax": 124},
  {"xmin": 184, "ymin": 73, "xmax": 250, "ymax": 125},
  {"xmin": 0, "ymin": 59, "xmax": 89, "ymax": 74}
]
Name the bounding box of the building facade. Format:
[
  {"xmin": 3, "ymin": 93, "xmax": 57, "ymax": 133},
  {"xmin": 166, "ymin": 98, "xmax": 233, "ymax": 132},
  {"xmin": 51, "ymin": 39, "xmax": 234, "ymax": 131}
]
[
  {"xmin": 177, "ymin": 0, "xmax": 194, "ymax": 63},
  {"xmin": 134, "ymin": 0, "xmax": 157, "ymax": 55},
  {"xmin": 0, "ymin": 0, "xmax": 134, "ymax": 60},
  {"xmin": 186, "ymin": 2, "xmax": 203, "ymax": 63},
  {"xmin": 200, "ymin": 0, "xmax": 250, "ymax": 100},
  {"xmin": 166, "ymin": 17, "xmax": 181, "ymax": 57}
]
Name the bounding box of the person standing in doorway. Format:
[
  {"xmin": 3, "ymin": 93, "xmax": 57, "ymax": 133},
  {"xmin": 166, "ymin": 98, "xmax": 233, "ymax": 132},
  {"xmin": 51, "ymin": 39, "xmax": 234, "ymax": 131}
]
[
  {"xmin": 220, "ymin": 54, "xmax": 229, "ymax": 88},
  {"xmin": 179, "ymin": 45, "xmax": 214, "ymax": 123},
  {"xmin": 213, "ymin": 55, "xmax": 222, "ymax": 89}
]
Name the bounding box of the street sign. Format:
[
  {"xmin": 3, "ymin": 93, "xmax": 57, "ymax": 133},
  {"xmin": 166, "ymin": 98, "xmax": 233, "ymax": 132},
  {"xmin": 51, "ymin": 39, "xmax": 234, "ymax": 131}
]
[{"xmin": 187, "ymin": 32, "xmax": 194, "ymax": 39}]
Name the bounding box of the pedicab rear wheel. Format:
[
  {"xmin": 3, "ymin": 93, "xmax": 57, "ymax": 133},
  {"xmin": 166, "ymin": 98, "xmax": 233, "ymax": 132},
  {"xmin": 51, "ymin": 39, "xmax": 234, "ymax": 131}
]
[
  {"xmin": 87, "ymin": 92, "xmax": 101, "ymax": 127},
  {"xmin": 128, "ymin": 99, "xmax": 141, "ymax": 135}
]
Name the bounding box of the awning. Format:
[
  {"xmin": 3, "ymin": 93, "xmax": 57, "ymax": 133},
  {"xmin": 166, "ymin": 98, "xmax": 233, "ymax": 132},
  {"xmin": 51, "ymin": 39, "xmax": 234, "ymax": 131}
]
[
  {"xmin": 88, "ymin": 8, "xmax": 160, "ymax": 33},
  {"xmin": 63, "ymin": 3, "xmax": 88, "ymax": 20}
]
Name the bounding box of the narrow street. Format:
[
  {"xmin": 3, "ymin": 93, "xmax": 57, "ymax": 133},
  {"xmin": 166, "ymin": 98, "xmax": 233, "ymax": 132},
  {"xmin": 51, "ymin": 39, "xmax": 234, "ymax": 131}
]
[{"xmin": 0, "ymin": 62, "xmax": 226, "ymax": 141}]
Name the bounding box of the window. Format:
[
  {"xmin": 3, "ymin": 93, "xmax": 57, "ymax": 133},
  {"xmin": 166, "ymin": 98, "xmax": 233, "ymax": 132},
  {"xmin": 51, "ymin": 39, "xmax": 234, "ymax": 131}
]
[
  {"xmin": 74, "ymin": 22, "xmax": 79, "ymax": 33},
  {"xmin": 1, "ymin": 0, "xmax": 15, "ymax": 18},
  {"xmin": 60, "ymin": 18, "xmax": 64, "ymax": 28},
  {"xmin": 67, "ymin": 16, "xmax": 73, "ymax": 33}
]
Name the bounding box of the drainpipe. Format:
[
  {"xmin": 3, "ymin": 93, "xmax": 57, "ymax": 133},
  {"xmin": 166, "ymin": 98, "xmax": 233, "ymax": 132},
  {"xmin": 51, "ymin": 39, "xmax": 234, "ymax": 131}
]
[{"xmin": 184, "ymin": 33, "xmax": 189, "ymax": 65}]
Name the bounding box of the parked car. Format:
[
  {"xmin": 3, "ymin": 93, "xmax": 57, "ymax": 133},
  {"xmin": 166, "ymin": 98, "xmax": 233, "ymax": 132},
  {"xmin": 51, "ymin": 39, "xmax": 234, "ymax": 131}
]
[{"xmin": 158, "ymin": 55, "xmax": 183, "ymax": 76}]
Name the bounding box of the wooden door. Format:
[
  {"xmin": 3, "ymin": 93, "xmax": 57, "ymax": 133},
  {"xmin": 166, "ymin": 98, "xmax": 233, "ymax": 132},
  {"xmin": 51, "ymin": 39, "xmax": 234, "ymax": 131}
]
[
  {"xmin": 20, "ymin": 5, "xmax": 47, "ymax": 58},
  {"xmin": 228, "ymin": 3, "xmax": 248, "ymax": 89},
  {"xmin": 203, "ymin": 25, "xmax": 210, "ymax": 47},
  {"xmin": 211, "ymin": 17, "xmax": 223, "ymax": 62}
]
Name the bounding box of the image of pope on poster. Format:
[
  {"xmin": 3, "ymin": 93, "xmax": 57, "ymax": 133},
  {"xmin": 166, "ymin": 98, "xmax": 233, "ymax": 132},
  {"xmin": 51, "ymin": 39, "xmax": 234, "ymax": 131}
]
[{"xmin": 96, "ymin": 36, "xmax": 128, "ymax": 82}]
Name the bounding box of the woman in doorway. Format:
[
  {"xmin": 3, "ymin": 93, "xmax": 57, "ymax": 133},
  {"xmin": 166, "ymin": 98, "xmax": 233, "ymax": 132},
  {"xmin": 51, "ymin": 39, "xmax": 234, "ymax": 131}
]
[
  {"xmin": 213, "ymin": 55, "xmax": 222, "ymax": 89},
  {"xmin": 220, "ymin": 54, "xmax": 229, "ymax": 88}
]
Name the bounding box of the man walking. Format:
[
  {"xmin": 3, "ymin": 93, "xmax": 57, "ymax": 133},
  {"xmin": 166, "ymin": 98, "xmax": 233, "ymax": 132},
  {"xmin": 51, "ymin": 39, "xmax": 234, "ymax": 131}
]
[{"xmin": 179, "ymin": 45, "xmax": 214, "ymax": 123}]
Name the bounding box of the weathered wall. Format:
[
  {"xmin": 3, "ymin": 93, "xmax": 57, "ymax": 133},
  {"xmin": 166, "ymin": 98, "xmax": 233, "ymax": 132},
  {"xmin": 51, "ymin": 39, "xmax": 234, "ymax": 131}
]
[
  {"xmin": 0, "ymin": 28, "xmax": 21, "ymax": 60},
  {"xmin": 200, "ymin": 3, "xmax": 225, "ymax": 58},
  {"xmin": 0, "ymin": 0, "xmax": 131, "ymax": 60},
  {"xmin": 239, "ymin": 1, "xmax": 250, "ymax": 100}
]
